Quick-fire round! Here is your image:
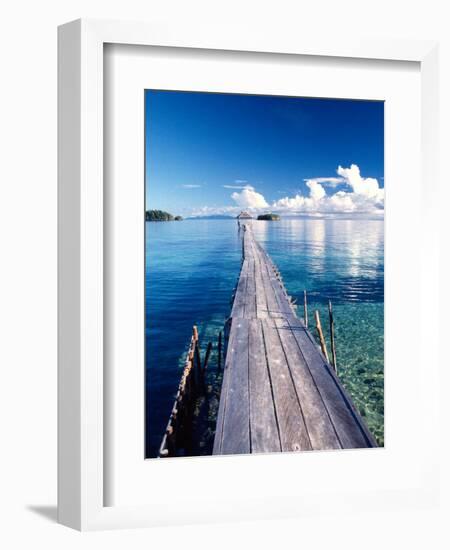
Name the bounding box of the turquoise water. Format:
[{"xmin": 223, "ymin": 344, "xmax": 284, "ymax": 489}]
[{"xmin": 145, "ymin": 218, "xmax": 384, "ymax": 457}]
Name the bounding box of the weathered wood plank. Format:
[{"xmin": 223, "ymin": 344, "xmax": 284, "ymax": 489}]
[
  {"xmin": 248, "ymin": 318, "xmax": 281, "ymax": 453},
  {"xmin": 220, "ymin": 318, "xmax": 251, "ymax": 455},
  {"xmin": 243, "ymin": 229, "xmax": 253, "ymax": 259},
  {"xmin": 286, "ymin": 316, "xmax": 376, "ymax": 448},
  {"xmin": 273, "ymin": 317, "xmax": 342, "ymax": 450},
  {"xmin": 213, "ymin": 224, "xmax": 376, "ymax": 455},
  {"xmin": 245, "ymin": 258, "xmax": 257, "ymax": 318},
  {"xmin": 254, "ymin": 251, "xmax": 269, "ymax": 319},
  {"xmin": 230, "ymin": 259, "xmax": 249, "ymax": 318},
  {"xmin": 257, "ymin": 244, "xmax": 294, "ymax": 319},
  {"xmin": 257, "ymin": 249, "xmax": 283, "ymax": 318},
  {"xmin": 212, "ymin": 322, "xmax": 237, "ymax": 454},
  {"xmin": 261, "ymin": 317, "xmax": 311, "ymax": 451}
]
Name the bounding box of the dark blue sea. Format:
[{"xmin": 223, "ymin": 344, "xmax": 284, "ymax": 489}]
[{"xmin": 145, "ymin": 218, "xmax": 384, "ymax": 457}]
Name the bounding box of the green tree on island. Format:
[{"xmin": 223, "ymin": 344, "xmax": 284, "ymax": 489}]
[
  {"xmin": 257, "ymin": 213, "xmax": 280, "ymax": 221},
  {"xmin": 145, "ymin": 210, "xmax": 183, "ymax": 221}
]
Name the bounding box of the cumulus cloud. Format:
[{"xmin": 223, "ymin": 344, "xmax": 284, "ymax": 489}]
[
  {"xmin": 337, "ymin": 164, "xmax": 384, "ymax": 201},
  {"xmin": 189, "ymin": 164, "xmax": 383, "ymax": 218},
  {"xmin": 306, "ymin": 179, "xmax": 326, "ymax": 201},
  {"xmin": 231, "ymin": 185, "xmax": 269, "ymax": 209},
  {"xmin": 304, "ymin": 176, "xmax": 345, "ymax": 188},
  {"xmin": 273, "ymin": 164, "xmax": 384, "ymax": 215}
]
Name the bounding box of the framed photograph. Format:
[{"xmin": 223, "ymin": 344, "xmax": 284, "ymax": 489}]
[
  {"xmin": 144, "ymin": 89, "xmax": 382, "ymax": 461},
  {"xmin": 58, "ymin": 19, "xmax": 439, "ymax": 530}
]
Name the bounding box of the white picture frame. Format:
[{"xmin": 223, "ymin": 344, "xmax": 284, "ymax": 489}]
[{"xmin": 58, "ymin": 18, "xmax": 439, "ymax": 531}]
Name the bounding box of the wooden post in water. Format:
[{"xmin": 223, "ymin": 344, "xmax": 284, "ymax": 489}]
[
  {"xmin": 218, "ymin": 331, "xmax": 222, "ymax": 371},
  {"xmin": 187, "ymin": 333, "xmax": 196, "ymax": 395},
  {"xmin": 303, "ymin": 290, "xmax": 308, "ymax": 328},
  {"xmin": 328, "ymin": 300, "xmax": 337, "ymax": 374},
  {"xmin": 203, "ymin": 342, "xmax": 212, "ymax": 374},
  {"xmin": 192, "ymin": 325, "xmax": 203, "ymax": 389},
  {"xmin": 314, "ymin": 310, "xmax": 329, "ymax": 363},
  {"xmin": 202, "ymin": 341, "xmax": 213, "ymax": 400}
]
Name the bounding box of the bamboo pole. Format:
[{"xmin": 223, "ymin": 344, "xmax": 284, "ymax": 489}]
[
  {"xmin": 314, "ymin": 310, "xmax": 329, "ymax": 363},
  {"xmin": 328, "ymin": 300, "xmax": 337, "ymax": 373},
  {"xmin": 304, "ymin": 290, "xmax": 308, "ymax": 328}
]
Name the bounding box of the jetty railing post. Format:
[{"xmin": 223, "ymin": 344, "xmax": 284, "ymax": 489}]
[
  {"xmin": 314, "ymin": 309, "xmax": 330, "ymax": 363},
  {"xmin": 194, "ymin": 344, "xmax": 202, "ymax": 386},
  {"xmin": 193, "ymin": 325, "xmax": 203, "ymax": 390},
  {"xmin": 328, "ymin": 300, "xmax": 337, "ymax": 374},
  {"xmin": 202, "ymin": 341, "xmax": 213, "ymax": 399},
  {"xmin": 203, "ymin": 342, "xmax": 212, "ymax": 374},
  {"xmin": 218, "ymin": 330, "xmax": 222, "ymax": 371},
  {"xmin": 303, "ymin": 290, "xmax": 308, "ymax": 328},
  {"xmin": 188, "ymin": 334, "xmax": 197, "ymax": 394},
  {"xmin": 159, "ymin": 325, "xmax": 211, "ymax": 457}
]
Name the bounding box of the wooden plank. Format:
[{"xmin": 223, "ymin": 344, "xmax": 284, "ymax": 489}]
[
  {"xmin": 248, "ymin": 318, "xmax": 281, "ymax": 453},
  {"xmin": 253, "ymin": 242, "xmax": 289, "ymax": 315},
  {"xmin": 273, "ymin": 317, "xmax": 341, "ymax": 450},
  {"xmin": 212, "ymin": 323, "xmax": 236, "ymax": 454},
  {"xmin": 230, "ymin": 259, "xmax": 249, "ymax": 318},
  {"xmin": 243, "ymin": 228, "xmax": 253, "ymax": 259},
  {"xmin": 257, "ymin": 249, "xmax": 283, "ymax": 318},
  {"xmin": 219, "ymin": 318, "xmax": 251, "ymax": 454},
  {"xmin": 214, "ymin": 224, "xmax": 376, "ymax": 456},
  {"xmin": 286, "ymin": 317, "xmax": 377, "ymax": 448},
  {"xmin": 261, "ymin": 318, "xmax": 312, "ymax": 451},
  {"xmin": 257, "ymin": 245, "xmax": 294, "ymax": 319},
  {"xmin": 245, "ymin": 258, "xmax": 257, "ymax": 318},
  {"xmin": 254, "ymin": 251, "xmax": 269, "ymax": 319}
]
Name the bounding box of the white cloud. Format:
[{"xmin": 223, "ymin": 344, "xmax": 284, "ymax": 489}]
[
  {"xmin": 337, "ymin": 164, "xmax": 383, "ymax": 201},
  {"xmin": 306, "ymin": 180, "xmax": 326, "ymax": 201},
  {"xmin": 231, "ymin": 185, "xmax": 269, "ymax": 208},
  {"xmin": 188, "ymin": 205, "xmax": 241, "ymax": 217},
  {"xmin": 223, "ymin": 184, "xmax": 250, "ymax": 189},
  {"xmin": 273, "ymin": 164, "xmax": 384, "ymax": 215},
  {"xmin": 274, "ymin": 194, "xmax": 307, "ymax": 209},
  {"xmin": 223, "ymin": 179, "xmax": 250, "ymax": 189},
  {"xmin": 181, "ymin": 184, "xmax": 202, "ymax": 189},
  {"xmin": 304, "ymin": 176, "xmax": 345, "ymax": 188},
  {"xmin": 328, "ymin": 191, "xmax": 358, "ymax": 212},
  {"xmin": 188, "ymin": 164, "xmax": 383, "ymax": 218}
]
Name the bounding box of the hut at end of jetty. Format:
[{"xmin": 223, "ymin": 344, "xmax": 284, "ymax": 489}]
[
  {"xmin": 236, "ymin": 210, "xmax": 253, "ymax": 230},
  {"xmin": 237, "ymin": 210, "xmax": 253, "ymax": 220}
]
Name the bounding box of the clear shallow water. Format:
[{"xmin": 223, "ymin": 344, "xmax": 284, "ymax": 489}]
[{"xmin": 145, "ymin": 218, "xmax": 384, "ymax": 457}]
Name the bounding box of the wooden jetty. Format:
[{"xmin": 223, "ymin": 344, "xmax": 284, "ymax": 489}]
[{"xmin": 213, "ymin": 223, "xmax": 377, "ymax": 455}]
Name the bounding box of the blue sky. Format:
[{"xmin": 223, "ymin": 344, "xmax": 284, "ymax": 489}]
[{"xmin": 145, "ymin": 90, "xmax": 384, "ymax": 217}]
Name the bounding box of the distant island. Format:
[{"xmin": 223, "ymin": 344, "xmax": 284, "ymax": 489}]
[
  {"xmin": 257, "ymin": 213, "xmax": 280, "ymax": 221},
  {"xmin": 146, "ymin": 209, "xmax": 183, "ymax": 222}
]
